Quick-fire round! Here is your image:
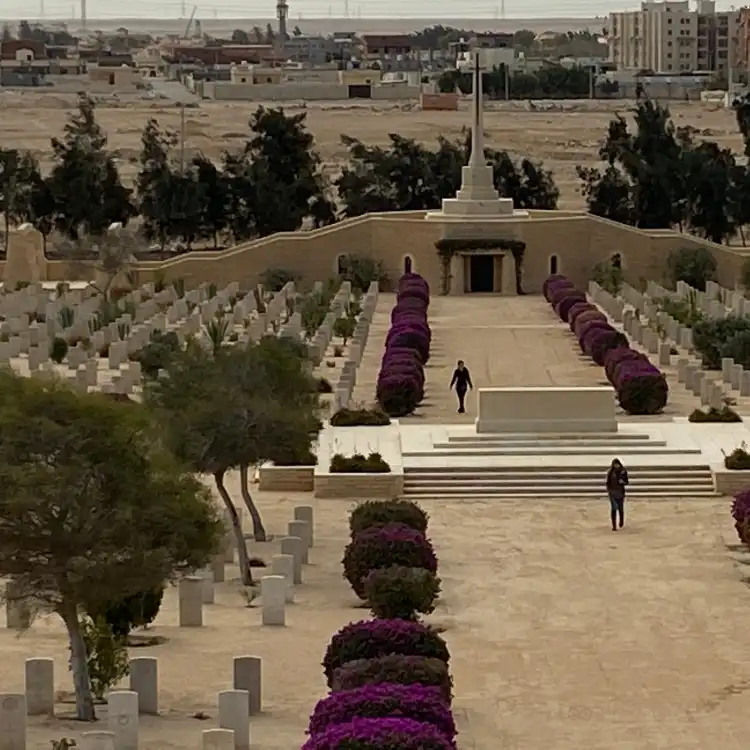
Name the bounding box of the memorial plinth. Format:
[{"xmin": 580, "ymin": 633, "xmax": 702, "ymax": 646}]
[{"xmin": 475, "ymin": 386, "xmax": 618, "ymax": 434}]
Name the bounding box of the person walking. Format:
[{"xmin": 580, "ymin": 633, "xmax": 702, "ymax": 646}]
[
  {"xmin": 606, "ymin": 458, "xmax": 629, "ymax": 531},
  {"xmin": 449, "ymin": 360, "xmax": 473, "ymax": 414}
]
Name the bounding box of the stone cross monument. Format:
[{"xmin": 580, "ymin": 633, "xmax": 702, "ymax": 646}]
[{"xmin": 431, "ymin": 49, "xmax": 513, "ymax": 212}]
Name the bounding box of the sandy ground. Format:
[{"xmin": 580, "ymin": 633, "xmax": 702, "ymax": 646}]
[
  {"xmin": 5, "ymin": 484, "xmax": 750, "ymax": 749},
  {"xmin": 353, "ymin": 294, "xmax": 715, "ymax": 422},
  {"xmin": 0, "ymin": 92, "xmax": 743, "ymax": 209}
]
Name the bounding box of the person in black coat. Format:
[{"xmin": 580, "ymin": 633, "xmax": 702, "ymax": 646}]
[
  {"xmin": 606, "ymin": 458, "xmax": 629, "ymax": 531},
  {"xmin": 449, "ymin": 360, "xmax": 473, "ymax": 414}
]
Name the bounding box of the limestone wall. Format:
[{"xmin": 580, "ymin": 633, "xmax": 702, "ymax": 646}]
[{"xmin": 4, "ymin": 212, "xmax": 749, "ymax": 296}]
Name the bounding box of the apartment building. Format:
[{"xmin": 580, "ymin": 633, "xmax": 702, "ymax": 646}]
[{"xmin": 608, "ymin": 0, "xmax": 738, "ymax": 73}]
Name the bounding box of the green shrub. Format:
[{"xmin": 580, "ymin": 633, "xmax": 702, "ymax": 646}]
[
  {"xmin": 693, "ymin": 316, "xmax": 750, "ymax": 369},
  {"xmin": 338, "ymin": 254, "xmax": 389, "ymax": 293},
  {"xmin": 725, "ymin": 443, "xmax": 750, "ymax": 470},
  {"xmin": 260, "ymin": 267, "xmax": 302, "ymax": 292},
  {"xmin": 689, "ymin": 406, "xmax": 742, "ymax": 423},
  {"xmin": 80, "ymin": 616, "xmax": 130, "ymax": 700},
  {"xmin": 317, "ymin": 377, "xmax": 333, "ymax": 393},
  {"xmin": 88, "ymin": 586, "xmax": 165, "ymax": 638},
  {"xmin": 273, "ymin": 447, "xmax": 317, "ymax": 466},
  {"xmin": 333, "ymin": 345, "xmax": 344, "ymax": 357},
  {"xmin": 333, "ymin": 316, "xmax": 356, "ymax": 344},
  {"xmin": 332, "ymin": 655, "xmax": 453, "ymax": 704},
  {"xmin": 330, "ymin": 452, "xmax": 390, "ymax": 473},
  {"xmin": 666, "ymin": 246, "xmax": 717, "ymax": 292},
  {"xmin": 50, "ymin": 336, "xmax": 69, "ymax": 364},
  {"xmin": 720, "ymin": 329, "xmax": 750, "ymax": 369},
  {"xmin": 131, "ymin": 331, "xmax": 181, "ymax": 377},
  {"xmin": 363, "ymin": 565, "xmax": 441, "ymax": 620},
  {"xmin": 330, "ymin": 407, "xmax": 391, "ymax": 426},
  {"xmin": 350, "ymin": 499, "xmax": 428, "ymax": 537}
]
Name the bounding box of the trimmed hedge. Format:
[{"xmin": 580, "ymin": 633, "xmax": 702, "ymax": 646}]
[
  {"xmin": 301, "ymin": 716, "xmax": 456, "ymax": 749},
  {"xmin": 342, "ymin": 523, "xmax": 438, "ymax": 599},
  {"xmin": 307, "ymin": 484, "xmax": 458, "ymax": 748},
  {"xmin": 307, "ymin": 683, "xmax": 456, "ymax": 740},
  {"xmin": 376, "ymin": 273, "xmax": 431, "ymax": 417},
  {"xmin": 544, "ymin": 274, "xmax": 669, "ymax": 415},
  {"xmin": 349, "ymin": 499, "xmax": 429, "ymax": 538},
  {"xmin": 332, "ymin": 655, "xmax": 453, "ymax": 705},
  {"xmin": 323, "ymin": 618, "xmax": 450, "ymax": 685}
]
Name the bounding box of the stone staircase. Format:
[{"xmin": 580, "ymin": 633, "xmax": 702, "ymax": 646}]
[{"xmin": 401, "ymin": 431, "xmax": 717, "ymax": 499}]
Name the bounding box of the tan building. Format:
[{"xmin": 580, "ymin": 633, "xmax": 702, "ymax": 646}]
[{"xmin": 608, "ymin": 0, "xmax": 739, "ymax": 73}]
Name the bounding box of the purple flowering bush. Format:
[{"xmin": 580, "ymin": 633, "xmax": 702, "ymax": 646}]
[
  {"xmin": 323, "ymin": 619, "xmax": 450, "ymax": 685},
  {"xmin": 732, "ymin": 490, "xmax": 750, "ymax": 543},
  {"xmin": 604, "ymin": 347, "xmax": 648, "ymax": 384},
  {"xmin": 342, "ymin": 523, "xmax": 438, "ymax": 598},
  {"xmin": 543, "ymin": 274, "xmax": 669, "ymax": 415},
  {"xmin": 302, "ymin": 716, "xmax": 456, "ymax": 750},
  {"xmin": 332, "ymin": 655, "xmax": 453, "ymax": 704},
  {"xmin": 614, "ymin": 362, "xmax": 669, "ymax": 415},
  {"xmin": 349, "ymin": 499, "xmax": 429, "ymax": 538},
  {"xmin": 555, "ymin": 292, "xmax": 587, "ymax": 322},
  {"xmin": 377, "ymin": 273, "xmax": 431, "ymax": 416},
  {"xmin": 307, "ymin": 683, "xmax": 456, "ymax": 740}
]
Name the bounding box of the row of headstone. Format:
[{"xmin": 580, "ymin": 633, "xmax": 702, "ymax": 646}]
[
  {"xmin": 0, "ymin": 655, "xmax": 263, "ymax": 750},
  {"xmin": 0, "ymin": 280, "xmax": 268, "ymax": 392},
  {"xmin": 606, "ymin": 281, "xmax": 695, "ymax": 352},
  {"xmin": 677, "ymin": 358, "xmax": 727, "ymax": 408},
  {"xmin": 307, "ymin": 282, "xmax": 353, "ymax": 366},
  {"xmin": 332, "ymin": 282, "xmax": 380, "ymax": 413},
  {"xmin": 720, "ymin": 356, "xmax": 750, "ymax": 396},
  {"xmin": 175, "ymin": 505, "xmax": 314, "ymax": 629}
]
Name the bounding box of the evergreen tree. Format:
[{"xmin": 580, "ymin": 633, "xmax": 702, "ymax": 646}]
[{"xmin": 48, "ymin": 94, "xmax": 136, "ymax": 240}]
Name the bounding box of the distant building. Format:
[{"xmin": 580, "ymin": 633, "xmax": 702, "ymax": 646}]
[
  {"xmin": 89, "ymin": 64, "xmax": 141, "ymax": 91},
  {"xmin": 0, "ymin": 39, "xmax": 46, "ymax": 61},
  {"xmin": 608, "ymin": 0, "xmax": 739, "ymax": 73},
  {"xmin": 161, "ymin": 43, "xmax": 275, "ymax": 66},
  {"xmin": 283, "ymin": 35, "xmax": 335, "ymax": 65},
  {"xmin": 360, "ymin": 34, "xmax": 413, "ymax": 63}
]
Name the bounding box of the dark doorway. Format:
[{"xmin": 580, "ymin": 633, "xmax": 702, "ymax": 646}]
[
  {"xmin": 348, "ymin": 84, "xmax": 372, "ymax": 99},
  {"xmin": 404, "ymin": 255, "xmax": 413, "ymax": 273},
  {"xmin": 549, "ymin": 254, "xmax": 558, "ymax": 275},
  {"xmin": 469, "ymin": 255, "xmax": 495, "ymax": 293}
]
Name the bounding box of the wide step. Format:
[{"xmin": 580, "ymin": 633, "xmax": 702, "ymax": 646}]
[
  {"xmin": 405, "ymin": 446, "xmax": 701, "ymax": 456},
  {"xmin": 432, "ymin": 439, "xmax": 667, "ymax": 449},
  {"xmin": 402, "ymin": 463, "xmax": 716, "ymax": 499}
]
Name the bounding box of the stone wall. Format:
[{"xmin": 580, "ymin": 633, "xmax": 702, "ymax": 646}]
[
  {"xmin": 4, "ymin": 212, "xmax": 749, "ymax": 295},
  {"xmin": 713, "ymin": 470, "xmax": 749, "ymax": 496}
]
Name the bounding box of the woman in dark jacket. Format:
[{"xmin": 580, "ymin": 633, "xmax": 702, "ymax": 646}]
[
  {"xmin": 449, "ymin": 360, "xmax": 473, "ymax": 414},
  {"xmin": 606, "ymin": 458, "xmax": 629, "ymax": 531}
]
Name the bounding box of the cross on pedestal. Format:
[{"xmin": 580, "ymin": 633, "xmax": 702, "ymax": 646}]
[{"xmin": 469, "ymin": 49, "xmax": 487, "ymax": 169}]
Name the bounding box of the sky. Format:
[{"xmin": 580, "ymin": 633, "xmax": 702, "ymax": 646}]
[{"xmin": 1, "ymin": 0, "xmax": 733, "ymax": 21}]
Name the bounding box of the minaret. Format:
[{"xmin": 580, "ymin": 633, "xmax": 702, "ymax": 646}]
[{"xmin": 277, "ymin": 0, "xmax": 288, "ymax": 41}]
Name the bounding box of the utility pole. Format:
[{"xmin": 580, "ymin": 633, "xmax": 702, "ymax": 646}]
[
  {"xmin": 81, "ymin": 0, "xmax": 87, "ymax": 30},
  {"xmin": 179, "ymin": 104, "xmax": 185, "ymax": 172}
]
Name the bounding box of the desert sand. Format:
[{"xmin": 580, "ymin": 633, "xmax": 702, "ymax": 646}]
[
  {"xmin": 3, "ymin": 294, "xmax": 750, "ymax": 748},
  {"xmin": 4, "ymin": 487, "xmax": 750, "ymax": 750},
  {"xmin": 0, "ymin": 92, "xmax": 743, "ymax": 209}
]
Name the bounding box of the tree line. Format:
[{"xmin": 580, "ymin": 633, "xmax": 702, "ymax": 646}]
[
  {"xmin": 577, "ymin": 96, "xmax": 750, "ymax": 246},
  {"xmin": 0, "ymin": 94, "xmax": 561, "ymax": 258},
  {"xmin": 438, "ymin": 64, "xmax": 597, "ymax": 100}
]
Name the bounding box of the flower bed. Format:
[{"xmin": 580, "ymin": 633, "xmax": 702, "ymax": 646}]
[
  {"xmin": 543, "ymin": 274, "xmax": 669, "ymax": 415},
  {"xmin": 304, "ymin": 499, "xmax": 457, "ymax": 748},
  {"xmin": 376, "ymin": 273, "xmax": 431, "ymax": 417}
]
